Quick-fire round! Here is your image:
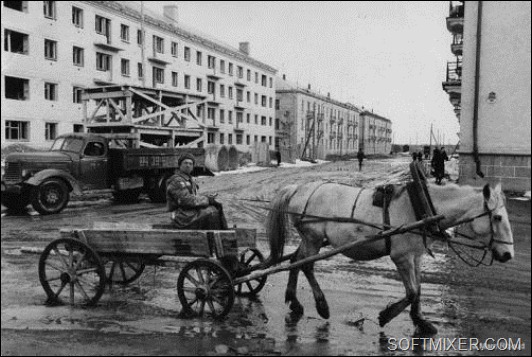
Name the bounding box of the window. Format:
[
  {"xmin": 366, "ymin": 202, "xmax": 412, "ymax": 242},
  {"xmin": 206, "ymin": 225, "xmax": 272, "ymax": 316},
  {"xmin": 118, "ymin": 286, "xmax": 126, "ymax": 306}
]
[
  {"xmin": 269, "ymin": 77, "xmax": 273, "ymax": 88},
  {"xmin": 261, "ymin": 116, "xmax": 267, "ymax": 125},
  {"xmin": 261, "ymin": 95, "xmax": 267, "ymax": 107},
  {"xmin": 269, "ymin": 97, "xmax": 273, "ymax": 108},
  {"xmin": 228, "ymin": 134, "xmax": 233, "ymax": 145},
  {"xmin": 153, "ymin": 36, "xmax": 164, "ymax": 54},
  {"xmin": 43, "ymin": 1, "xmax": 56, "ymax": 19},
  {"xmin": 153, "ymin": 67, "xmax": 164, "ymax": 84},
  {"xmin": 95, "ymin": 15, "xmax": 110, "ymax": 37},
  {"xmin": 236, "ymin": 89, "xmax": 243, "ymax": 102},
  {"xmin": 184, "ymin": 47, "xmax": 190, "ymax": 61},
  {"xmin": 72, "ymin": 6, "xmax": 83, "ymax": 28},
  {"xmin": 275, "ymin": 99, "xmax": 280, "ymax": 109},
  {"xmin": 121, "ymin": 58, "xmax": 130, "ymax": 76},
  {"xmin": 184, "ymin": 75, "xmax": 190, "ymax": 89},
  {"xmin": 73, "ymin": 124, "xmax": 84, "ymax": 133},
  {"xmin": 73, "ymin": 46, "xmax": 84, "ymax": 66},
  {"xmin": 247, "ymin": 69, "xmax": 251, "ymax": 81},
  {"xmin": 254, "ymin": 93, "xmax": 258, "ymax": 105},
  {"xmin": 207, "ymin": 107, "xmax": 215, "ymax": 120},
  {"xmin": 196, "ymin": 78, "xmax": 202, "ymax": 92},
  {"xmin": 237, "ymin": 112, "xmax": 243, "ymax": 123},
  {"xmin": 4, "ymin": 1, "xmax": 28, "ymax": 12},
  {"xmin": 171, "ymin": 42, "xmax": 178, "ymax": 57},
  {"xmin": 96, "ymin": 52, "xmax": 111, "ymax": 71},
  {"xmin": 44, "ymin": 82, "xmax": 57, "ymax": 101},
  {"xmin": 137, "ymin": 29, "xmax": 143, "ymax": 45},
  {"xmin": 228, "ymin": 86, "xmax": 233, "ymax": 99},
  {"xmin": 228, "ymin": 111, "xmax": 233, "ymax": 124},
  {"xmin": 219, "ymin": 109, "xmax": 225, "ymax": 123},
  {"xmin": 261, "ymin": 74, "xmax": 267, "ymax": 87},
  {"xmin": 255, "ymin": 72, "xmax": 259, "ymax": 83},
  {"xmin": 4, "ymin": 29, "xmax": 29, "ymax": 55},
  {"xmin": 237, "ymin": 66, "xmax": 243, "ymax": 78},
  {"xmin": 236, "ymin": 134, "xmax": 243, "ymax": 145},
  {"xmin": 220, "ymin": 60, "xmax": 225, "ymax": 73},
  {"xmin": 45, "ymin": 123, "xmax": 57, "ymax": 141},
  {"xmin": 208, "ymin": 81, "xmax": 215, "ymax": 94},
  {"xmin": 220, "ymin": 84, "xmax": 225, "ymax": 98},
  {"xmin": 247, "ymin": 113, "xmax": 250, "ymax": 123},
  {"xmin": 5, "ymin": 120, "xmax": 29, "ymax": 140},
  {"xmin": 269, "ymin": 117, "xmax": 273, "ymax": 126},
  {"xmin": 254, "ymin": 115, "xmax": 258, "ymax": 125},
  {"xmin": 137, "ymin": 63, "xmax": 143, "ymax": 79},
  {"xmin": 261, "ymin": 136, "xmax": 266, "ymax": 143},
  {"xmin": 172, "ymin": 72, "xmax": 178, "ymax": 87},
  {"xmin": 120, "ymin": 24, "xmax": 129, "ymax": 42},
  {"xmin": 246, "ymin": 91, "xmax": 251, "ymax": 103},
  {"xmin": 228, "ymin": 63, "xmax": 233, "ymax": 76},
  {"xmin": 73, "ymin": 86, "xmax": 83, "ymax": 103},
  {"xmin": 4, "ymin": 76, "xmax": 29, "ymax": 100},
  {"xmin": 207, "ymin": 133, "xmax": 215, "ymax": 144},
  {"xmin": 44, "ymin": 39, "xmax": 57, "ymax": 60},
  {"xmin": 254, "ymin": 135, "xmax": 258, "ymax": 142},
  {"xmin": 208, "ymin": 55, "xmax": 215, "ymax": 69},
  {"xmin": 220, "ymin": 133, "xmax": 225, "ymax": 144},
  {"xmin": 196, "ymin": 51, "xmax": 202, "ymax": 66},
  {"xmin": 246, "ymin": 135, "xmax": 250, "ymax": 145}
]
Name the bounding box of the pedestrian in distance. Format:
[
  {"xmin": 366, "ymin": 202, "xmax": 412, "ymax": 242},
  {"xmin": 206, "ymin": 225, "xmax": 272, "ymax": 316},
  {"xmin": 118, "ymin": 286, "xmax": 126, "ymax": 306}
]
[
  {"xmin": 276, "ymin": 150, "xmax": 281, "ymax": 167},
  {"xmin": 431, "ymin": 148, "xmax": 447, "ymax": 185},
  {"xmin": 166, "ymin": 153, "xmax": 228, "ymax": 229},
  {"xmin": 357, "ymin": 150, "xmax": 365, "ymax": 171}
]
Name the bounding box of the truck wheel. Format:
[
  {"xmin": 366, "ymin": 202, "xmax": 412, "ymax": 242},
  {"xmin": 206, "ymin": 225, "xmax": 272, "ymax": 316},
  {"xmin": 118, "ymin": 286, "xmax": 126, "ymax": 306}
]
[
  {"xmin": 1, "ymin": 191, "xmax": 30, "ymax": 212},
  {"xmin": 147, "ymin": 175, "xmax": 168, "ymax": 203},
  {"xmin": 31, "ymin": 178, "xmax": 70, "ymax": 215},
  {"xmin": 113, "ymin": 188, "xmax": 141, "ymax": 203}
]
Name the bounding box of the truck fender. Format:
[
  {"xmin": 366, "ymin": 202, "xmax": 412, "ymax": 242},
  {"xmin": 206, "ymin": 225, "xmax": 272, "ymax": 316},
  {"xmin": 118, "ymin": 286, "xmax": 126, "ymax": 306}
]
[{"xmin": 25, "ymin": 169, "xmax": 83, "ymax": 195}]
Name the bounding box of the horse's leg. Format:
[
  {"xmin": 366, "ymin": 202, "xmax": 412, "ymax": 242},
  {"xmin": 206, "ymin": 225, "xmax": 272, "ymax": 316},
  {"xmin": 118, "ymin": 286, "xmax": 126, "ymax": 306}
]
[
  {"xmin": 285, "ymin": 247, "xmax": 304, "ymax": 315},
  {"xmin": 410, "ymin": 255, "xmax": 438, "ymax": 335},
  {"xmin": 378, "ymin": 254, "xmax": 418, "ymax": 327}
]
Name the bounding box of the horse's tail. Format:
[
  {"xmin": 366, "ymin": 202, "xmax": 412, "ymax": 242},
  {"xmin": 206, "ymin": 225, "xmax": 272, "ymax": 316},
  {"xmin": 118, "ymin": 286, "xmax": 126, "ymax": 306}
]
[{"xmin": 262, "ymin": 184, "xmax": 298, "ymax": 267}]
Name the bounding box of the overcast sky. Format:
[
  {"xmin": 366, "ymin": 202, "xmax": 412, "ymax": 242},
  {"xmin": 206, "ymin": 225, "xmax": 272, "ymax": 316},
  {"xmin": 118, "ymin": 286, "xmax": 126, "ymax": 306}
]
[{"xmin": 144, "ymin": 1, "xmax": 460, "ymax": 145}]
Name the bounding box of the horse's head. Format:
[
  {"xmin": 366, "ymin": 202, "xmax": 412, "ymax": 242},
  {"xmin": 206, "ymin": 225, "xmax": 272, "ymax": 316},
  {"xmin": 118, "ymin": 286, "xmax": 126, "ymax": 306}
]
[{"xmin": 466, "ymin": 183, "xmax": 514, "ymax": 263}]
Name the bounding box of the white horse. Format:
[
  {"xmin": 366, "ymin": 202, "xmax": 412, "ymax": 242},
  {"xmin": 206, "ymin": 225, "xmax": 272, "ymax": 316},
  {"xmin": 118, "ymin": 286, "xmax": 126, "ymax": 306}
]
[{"xmin": 265, "ymin": 181, "xmax": 514, "ymax": 335}]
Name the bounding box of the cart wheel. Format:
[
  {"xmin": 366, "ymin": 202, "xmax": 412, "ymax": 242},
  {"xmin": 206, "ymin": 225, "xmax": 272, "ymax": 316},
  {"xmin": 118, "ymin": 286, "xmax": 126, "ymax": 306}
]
[
  {"xmin": 105, "ymin": 255, "xmax": 145, "ymax": 285},
  {"xmin": 234, "ymin": 248, "xmax": 267, "ymax": 297},
  {"xmin": 38, "ymin": 238, "xmax": 106, "ymax": 306},
  {"xmin": 177, "ymin": 259, "xmax": 234, "ymax": 319}
]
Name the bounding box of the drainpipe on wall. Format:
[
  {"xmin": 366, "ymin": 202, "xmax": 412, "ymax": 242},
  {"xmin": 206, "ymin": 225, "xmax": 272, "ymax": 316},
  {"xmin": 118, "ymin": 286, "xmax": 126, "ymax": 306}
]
[{"xmin": 473, "ymin": 1, "xmax": 484, "ymax": 178}]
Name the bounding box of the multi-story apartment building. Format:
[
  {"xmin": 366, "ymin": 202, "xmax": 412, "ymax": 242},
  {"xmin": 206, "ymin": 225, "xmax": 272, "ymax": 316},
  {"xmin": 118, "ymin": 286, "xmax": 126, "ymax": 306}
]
[
  {"xmin": 442, "ymin": 1, "xmax": 531, "ymax": 191},
  {"xmin": 275, "ymin": 77, "xmax": 362, "ymax": 161},
  {"xmin": 1, "ymin": 1, "xmax": 277, "ymax": 151},
  {"xmin": 359, "ymin": 110, "xmax": 392, "ymax": 156}
]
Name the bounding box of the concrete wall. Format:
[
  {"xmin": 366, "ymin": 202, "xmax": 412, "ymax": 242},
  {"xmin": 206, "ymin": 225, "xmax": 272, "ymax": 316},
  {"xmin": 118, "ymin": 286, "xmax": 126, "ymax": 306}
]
[{"xmin": 459, "ymin": 1, "xmax": 531, "ymax": 191}]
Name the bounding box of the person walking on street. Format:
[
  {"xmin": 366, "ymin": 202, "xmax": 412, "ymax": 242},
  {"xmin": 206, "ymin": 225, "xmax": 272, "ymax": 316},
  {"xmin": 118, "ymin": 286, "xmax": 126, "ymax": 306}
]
[
  {"xmin": 276, "ymin": 150, "xmax": 281, "ymax": 167},
  {"xmin": 431, "ymin": 147, "xmax": 448, "ymax": 185},
  {"xmin": 166, "ymin": 153, "xmax": 228, "ymax": 229},
  {"xmin": 357, "ymin": 150, "xmax": 365, "ymax": 171}
]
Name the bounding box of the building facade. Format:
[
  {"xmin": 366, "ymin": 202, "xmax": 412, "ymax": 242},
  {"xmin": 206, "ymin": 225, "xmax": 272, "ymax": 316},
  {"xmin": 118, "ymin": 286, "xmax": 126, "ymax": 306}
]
[
  {"xmin": 443, "ymin": 1, "xmax": 531, "ymax": 191},
  {"xmin": 275, "ymin": 78, "xmax": 362, "ymax": 161},
  {"xmin": 1, "ymin": 1, "xmax": 277, "ymax": 151},
  {"xmin": 359, "ymin": 110, "xmax": 392, "ymax": 156}
]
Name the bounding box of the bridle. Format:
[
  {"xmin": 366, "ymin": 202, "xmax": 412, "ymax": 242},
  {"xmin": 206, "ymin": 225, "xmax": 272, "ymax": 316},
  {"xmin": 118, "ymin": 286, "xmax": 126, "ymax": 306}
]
[{"xmin": 444, "ymin": 201, "xmax": 514, "ymax": 267}]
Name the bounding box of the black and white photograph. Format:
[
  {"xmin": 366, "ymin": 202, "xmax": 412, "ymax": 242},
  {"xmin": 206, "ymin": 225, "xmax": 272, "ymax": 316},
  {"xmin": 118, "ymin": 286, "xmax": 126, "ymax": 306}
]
[{"xmin": 1, "ymin": 1, "xmax": 530, "ymax": 355}]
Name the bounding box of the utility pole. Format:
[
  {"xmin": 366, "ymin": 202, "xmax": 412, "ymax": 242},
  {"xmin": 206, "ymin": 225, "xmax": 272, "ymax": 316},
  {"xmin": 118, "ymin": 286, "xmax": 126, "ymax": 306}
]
[{"xmin": 140, "ymin": 1, "xmax": 146, "ymax": 87}]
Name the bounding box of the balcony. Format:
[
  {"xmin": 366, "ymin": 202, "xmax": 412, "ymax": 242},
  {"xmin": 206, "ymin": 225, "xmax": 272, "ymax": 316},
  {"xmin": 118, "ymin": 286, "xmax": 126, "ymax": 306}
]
[
  {"xmin": 446, "ymin": 2, "xmax": 464, "ymax": 33},
  {"xmin": 234, "ymin": 100, "xmax": 246, "ymax": 110},
  {"xmin": 207, "ymin": 67, "xmax": 222, "ymax": 80},
  {"xmin": 442, "ymin": 60, "xmax": 462, "ymax": 94},
  {"xmin": 207, "ymin": 93, "xmax": 221, "ymax": 105},
  {"xmin": 451, "ymin": 33, "xmax": 463, "ymax": 56}
]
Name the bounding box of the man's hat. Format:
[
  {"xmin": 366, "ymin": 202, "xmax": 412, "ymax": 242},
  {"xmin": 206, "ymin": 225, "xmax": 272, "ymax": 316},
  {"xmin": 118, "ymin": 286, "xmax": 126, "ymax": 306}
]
[{"xmin": 178, "ymin": 153, "xmax": 196, "ymax": 166}]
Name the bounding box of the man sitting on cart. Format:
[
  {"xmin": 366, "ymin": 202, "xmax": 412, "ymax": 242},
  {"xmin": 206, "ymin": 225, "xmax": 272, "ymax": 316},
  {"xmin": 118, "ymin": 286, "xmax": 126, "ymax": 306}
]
[{"xmin": 166, "ymin": 153, "xmax": 228, "ymax": 230}]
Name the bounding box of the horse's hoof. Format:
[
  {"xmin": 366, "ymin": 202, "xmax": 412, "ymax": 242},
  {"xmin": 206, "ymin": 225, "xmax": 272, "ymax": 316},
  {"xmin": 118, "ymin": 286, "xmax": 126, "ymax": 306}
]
[
  {"xmin": 378, "ymin": 311, "xmax": 389, "ymax": 327},
  {"xmin": 316, "ymin": 301, "xmax": 330, "ymax": 319},
  {"xmin": 289, "ymin": 301, "xmax": 304, "ymax": 316},
  {"xmin": 414, "ymin": 321, "xmax": 438, "ymax": 336}
]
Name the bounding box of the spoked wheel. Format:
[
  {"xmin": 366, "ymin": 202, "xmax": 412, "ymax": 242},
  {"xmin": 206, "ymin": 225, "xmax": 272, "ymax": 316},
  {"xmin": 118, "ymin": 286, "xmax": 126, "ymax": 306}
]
[
  {"xmin": 38, "ymin": 238, "xmax": 106, "ymax": 306},
  {"xmin": 177, "ymin": 259, "xmax": 234, "ymax": 319},
  {"xmin": 104, "ymin": 255, "xmax": 145, "ymax": 285},
  {"xmin": 234, "ymin": 248, "xmax": 267, "ymax": 297}
]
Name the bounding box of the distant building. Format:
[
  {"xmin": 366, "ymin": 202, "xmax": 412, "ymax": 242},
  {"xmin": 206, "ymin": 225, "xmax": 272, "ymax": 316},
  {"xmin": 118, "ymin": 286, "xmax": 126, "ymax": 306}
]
[
  {"xmin": 275, "ymin": 76, "xmax": 362, "ymax": 161},
  {"xmin": 359, "ymin": 110, "xmax": 392, "ymax": 156},
  {"xmin": 442, "ymin": 1, "xmax": 531, "ymax": 191},
  {"xmin": 1, "ymin": 1, "xmax": 277, "ymax": 150}
]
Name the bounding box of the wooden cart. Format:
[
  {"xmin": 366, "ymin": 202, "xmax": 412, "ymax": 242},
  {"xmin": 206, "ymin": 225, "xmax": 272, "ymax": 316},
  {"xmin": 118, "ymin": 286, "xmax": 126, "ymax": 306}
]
[{"xmin": 38, "ymin": 222, "xmax": 265, "ymax": 318}]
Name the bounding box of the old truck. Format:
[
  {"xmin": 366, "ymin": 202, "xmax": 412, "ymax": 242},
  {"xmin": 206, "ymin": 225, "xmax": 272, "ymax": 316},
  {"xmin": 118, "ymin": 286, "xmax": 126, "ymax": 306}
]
[{"xmin": 1, "ymin": 133, "xmax": 209, "ymax": 215}]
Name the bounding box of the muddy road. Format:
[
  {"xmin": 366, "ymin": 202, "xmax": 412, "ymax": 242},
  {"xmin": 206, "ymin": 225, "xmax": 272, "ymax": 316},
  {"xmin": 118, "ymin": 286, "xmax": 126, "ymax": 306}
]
[{"xmin": 2, "ymin": 158, "xmax": 530, "ymax": 355}]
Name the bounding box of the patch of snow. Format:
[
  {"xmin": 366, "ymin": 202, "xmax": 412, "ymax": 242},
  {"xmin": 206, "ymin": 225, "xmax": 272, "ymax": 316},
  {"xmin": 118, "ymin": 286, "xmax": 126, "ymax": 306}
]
[
  {"xmin": 524, "ymin": 191, "xmax": 531, "ymax": 199},
  {"xmin": 213, "ymin": 159, "xmax": 330, "ymax": 176}
]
